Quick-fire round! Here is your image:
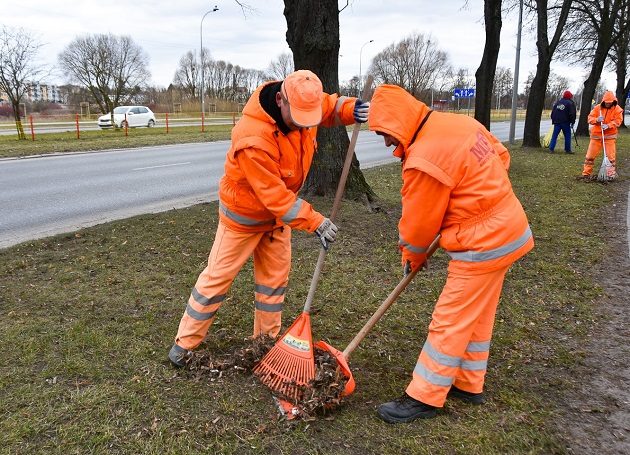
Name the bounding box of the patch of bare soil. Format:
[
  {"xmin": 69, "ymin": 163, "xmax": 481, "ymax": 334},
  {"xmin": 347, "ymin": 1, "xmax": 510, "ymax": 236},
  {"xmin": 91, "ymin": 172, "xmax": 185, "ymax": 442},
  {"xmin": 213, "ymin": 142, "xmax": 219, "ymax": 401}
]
[{"xmin": 555, "ymin": 180, "xmax": 630, "ymax": 454}]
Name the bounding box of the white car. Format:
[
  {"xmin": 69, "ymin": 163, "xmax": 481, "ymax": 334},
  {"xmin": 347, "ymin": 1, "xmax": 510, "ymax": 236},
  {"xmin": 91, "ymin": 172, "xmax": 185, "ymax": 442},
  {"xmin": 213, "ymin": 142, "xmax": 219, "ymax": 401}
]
[{"xmin": 97, "ymin": 106, "xmax": 156, "ymax": 129}]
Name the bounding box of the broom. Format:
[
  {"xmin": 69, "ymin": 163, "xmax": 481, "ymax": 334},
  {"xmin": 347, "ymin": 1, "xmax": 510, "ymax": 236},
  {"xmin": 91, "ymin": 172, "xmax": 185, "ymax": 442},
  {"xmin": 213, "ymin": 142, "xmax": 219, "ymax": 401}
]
[
  {"xmin": 253, "ymin": 76, "xmax": 374, "ymax": 401},
  {"xmin": 597, "ymin": 123, "xmax": 612, "ymax": 182}
]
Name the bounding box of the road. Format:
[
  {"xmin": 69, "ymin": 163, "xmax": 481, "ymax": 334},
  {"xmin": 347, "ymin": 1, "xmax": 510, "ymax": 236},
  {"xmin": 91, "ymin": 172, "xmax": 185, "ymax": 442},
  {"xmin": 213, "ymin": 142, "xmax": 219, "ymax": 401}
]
[{"xmin": 1, "ymin": 120, "xmax": 549, "ymax": 248}]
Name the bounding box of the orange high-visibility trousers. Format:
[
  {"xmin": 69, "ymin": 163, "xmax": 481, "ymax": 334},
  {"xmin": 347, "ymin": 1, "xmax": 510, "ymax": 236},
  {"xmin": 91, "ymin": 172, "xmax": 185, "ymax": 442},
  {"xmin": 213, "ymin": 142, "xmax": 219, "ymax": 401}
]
[
  {"xmin": 582, "ymin": 137, "xmax": 617, "ymax": 176},
  {"xmin": 406, "ymin": 264, "xmax": 509, "ymax": 407},
  {"xmin": 174, "ymin": 220, "xmax": 291, "ymax": 350}
]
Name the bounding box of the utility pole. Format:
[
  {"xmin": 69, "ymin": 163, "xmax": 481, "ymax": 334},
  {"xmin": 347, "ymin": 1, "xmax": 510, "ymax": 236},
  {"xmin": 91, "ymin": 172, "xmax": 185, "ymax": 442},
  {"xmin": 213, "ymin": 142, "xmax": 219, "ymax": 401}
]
[
  {"xmin": 200, "ymin": 6, "xmax": 219, "ymax": 116},
  {"xmin": 509, "ymin": 0, "xmax": 523, "ymax": 144}
]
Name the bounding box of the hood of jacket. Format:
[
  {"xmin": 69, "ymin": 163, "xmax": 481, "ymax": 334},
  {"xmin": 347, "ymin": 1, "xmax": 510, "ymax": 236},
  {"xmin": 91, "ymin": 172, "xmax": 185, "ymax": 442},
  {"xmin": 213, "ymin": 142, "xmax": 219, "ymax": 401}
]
[
  {"xmin": 601, "ymin": 90, "xmax": 618, "ymax": 106},
  {"xmin": 368, "ymin": 84, "xmax": 431, "ymax": 159}
]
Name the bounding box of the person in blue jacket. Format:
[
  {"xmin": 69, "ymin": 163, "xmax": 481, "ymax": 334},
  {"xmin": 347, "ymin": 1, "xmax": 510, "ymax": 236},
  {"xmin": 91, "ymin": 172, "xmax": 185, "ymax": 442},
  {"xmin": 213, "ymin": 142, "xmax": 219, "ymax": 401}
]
[{"xmin": 549, "ymin": 90, "xmax": 577, "ymax": 154}]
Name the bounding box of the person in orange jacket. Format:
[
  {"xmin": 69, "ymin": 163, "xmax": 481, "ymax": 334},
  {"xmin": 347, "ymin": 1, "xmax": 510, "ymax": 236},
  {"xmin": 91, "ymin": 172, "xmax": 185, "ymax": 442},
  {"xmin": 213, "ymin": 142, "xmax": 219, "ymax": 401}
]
[
  {"xmin": 580, "ymin": 91, "xmax": 624, "ymax": 180},
  {"xmin": 168, "ymin": 70, "xmax": 370, "ymax": 367},
  {"xmin": 368, "ymin": 84, "xmax": 534, "ymax": 423}
]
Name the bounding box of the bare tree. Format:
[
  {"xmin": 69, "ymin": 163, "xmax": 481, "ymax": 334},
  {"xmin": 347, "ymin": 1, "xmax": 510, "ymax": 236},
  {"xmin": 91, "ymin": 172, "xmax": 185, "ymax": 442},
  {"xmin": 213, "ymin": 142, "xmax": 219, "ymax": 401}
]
[
  {"xmin": 521, "ymin": 0, "xmax": 574, "ymax": 147},
  {"xmin": 173, "ymin": 50, "xmax": 200, "ymax": 99},
  {"xmin": 474, "ymin": 0, "xmax": 503, "ymax": 129},
  {"xmin": 284, "ymin": 0, "xmax": 374, "ymax": 202},
  {"xmin": 561, "ymin": 0, "xmax": 628, "ymax": 135},
  {"xmin": 370, "ymin": 33, "xmax": 452, "ymax": 99},
  {"xmin": 58, "ymin": 33, "xmax": 151, "ymax": 122},
  {"xmin": 493, "ymin": 66, "xmax": 513, "ymax": 109},
  {"xmin": 0, "ymin": 26, "xmax": 46, "ymax": 139},
  {"xmin": 266, "ymin": 53, "xmax": 294, "ymax": 80},
  {"xmin": 609, "ymin": 0, "xmax": 630, "ymax": 124}
]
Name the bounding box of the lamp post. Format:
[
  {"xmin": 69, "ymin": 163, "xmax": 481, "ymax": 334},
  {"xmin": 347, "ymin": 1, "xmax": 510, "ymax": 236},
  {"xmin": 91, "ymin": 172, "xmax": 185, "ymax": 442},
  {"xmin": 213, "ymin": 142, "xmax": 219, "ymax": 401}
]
[
  {"xmin": 508, "ymin": 0, "xmax": 523, "ymax": 144},
  {"xmin": 359, "ymin": 39, "xmax": 374, "ymax": 95},
  {"xmin": 200, "ymin": 5, "xmax": 219, "ymax": 116}
]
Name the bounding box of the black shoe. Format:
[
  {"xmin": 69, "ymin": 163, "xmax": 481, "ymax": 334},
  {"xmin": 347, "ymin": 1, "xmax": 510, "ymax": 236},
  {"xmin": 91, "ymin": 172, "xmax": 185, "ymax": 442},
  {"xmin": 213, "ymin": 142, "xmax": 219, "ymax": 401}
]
[
  {"xmin": 377, "ymin": 394, "xmax": 437, "ymax": 423},
  {"xmin": 168, "ymin": 344, "xmax": 191, "ymax": 368},
  {"xmin": 447, "ymin": 385, "xmax": 485, "ymax": 405},
  {"xmin": 565, "ymin": 150, "xmax": 574, "ymax": 154},
  {"xmin": 548, "ymin": 149, "xmax": 555, "ymax": 153}
]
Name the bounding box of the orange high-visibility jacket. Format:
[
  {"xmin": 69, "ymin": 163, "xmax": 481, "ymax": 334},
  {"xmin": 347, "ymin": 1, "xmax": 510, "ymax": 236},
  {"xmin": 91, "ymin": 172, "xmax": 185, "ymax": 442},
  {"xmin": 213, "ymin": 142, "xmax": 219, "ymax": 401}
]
[
  {"xmin": 369, "ymin": 85, "xmax": 533, "ymax": 272},
  {"xmin": 219, "ymin": 81, "xmax": 357, "ymax": 233},
  {"xmin": 587, "ymin": 91, "xmax": 624, "ymax": 140}
]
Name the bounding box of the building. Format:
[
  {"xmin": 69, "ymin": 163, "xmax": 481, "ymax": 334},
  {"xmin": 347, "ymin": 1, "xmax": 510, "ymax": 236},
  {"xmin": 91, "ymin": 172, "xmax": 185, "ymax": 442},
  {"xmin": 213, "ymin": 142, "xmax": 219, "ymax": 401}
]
[{"xmin": 24, "ymin": 81, "xmax": 62, "ymax": 103}]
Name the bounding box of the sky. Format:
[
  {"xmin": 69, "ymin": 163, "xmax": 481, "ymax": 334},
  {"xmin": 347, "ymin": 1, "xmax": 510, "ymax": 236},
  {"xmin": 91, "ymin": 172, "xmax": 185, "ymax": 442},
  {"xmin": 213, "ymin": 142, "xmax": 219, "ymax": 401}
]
[{"xmin": 4, "ymin": 0, "xmax": 617, "ymax": 93}]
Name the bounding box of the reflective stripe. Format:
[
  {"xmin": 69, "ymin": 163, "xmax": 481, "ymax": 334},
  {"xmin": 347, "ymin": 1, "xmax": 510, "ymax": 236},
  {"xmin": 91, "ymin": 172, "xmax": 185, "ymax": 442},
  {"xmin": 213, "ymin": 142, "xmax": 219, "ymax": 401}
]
[
  {"xmin": 446, "ymin": 225, "xmax": 532, "ymax": 262},
  {"xmin": 254, "ymin": 300, "xmax": 283, "ymax": 313},
  {"xmin": 185, "ymin": 303, "xmax": 217, "ymax": 321},
  {"xmin": 255, "ymin": 284, "xmax": 286, "ymax": 297},
  {"xmin": 413, "ymin": 362, "xmax": 454, "ymax": 387},
  {"xmin": 219, "ymin": 201, "xmax": 275, "ymax": 226},
  {"xmin": 399, "ymin": 235, "xmax": 428, "ymax": 254},
  {"xmin": 461, "ymin": 359, "xmax": 488, "ymax": 371},
  {"xmin": 423, "ymin": 340, "xmax": 461, "ymax": 368},
  {"xmin": 333, "ymin": 96, "xmax": 348, "ymax": 126},
  {"xmin": 281, "ymin": 198, "xmax": 303, "ymax": 224},
  {"xmin": 466, "ymin": 340, "xmax": 491, "ymax": 352},
  {"xmin": 191, "ymin": 288, "xmax": 225, "ymax": 306}
]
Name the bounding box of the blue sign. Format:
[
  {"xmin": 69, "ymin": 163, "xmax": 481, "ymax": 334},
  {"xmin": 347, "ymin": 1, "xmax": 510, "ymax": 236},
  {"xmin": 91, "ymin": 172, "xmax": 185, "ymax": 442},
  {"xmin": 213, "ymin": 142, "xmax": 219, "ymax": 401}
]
[{"xmin": 454, "ymin": 88, "xmax": 475, "ymax": 98}]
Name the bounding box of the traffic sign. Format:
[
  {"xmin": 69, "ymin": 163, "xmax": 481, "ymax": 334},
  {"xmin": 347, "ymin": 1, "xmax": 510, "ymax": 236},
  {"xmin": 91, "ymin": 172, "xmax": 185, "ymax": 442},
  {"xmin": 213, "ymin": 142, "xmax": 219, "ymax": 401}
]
[{"xmin": 454, "ymin": 88, "xmax": 475, "ymax": 98}]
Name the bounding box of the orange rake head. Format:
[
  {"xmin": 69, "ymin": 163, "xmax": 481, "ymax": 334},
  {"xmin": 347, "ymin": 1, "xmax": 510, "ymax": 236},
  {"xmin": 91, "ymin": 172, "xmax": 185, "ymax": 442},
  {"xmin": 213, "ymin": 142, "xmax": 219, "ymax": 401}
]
[
  {"xmin": 314, "ymin": 340, "xmax": 355, "ymax": 397},
  {"xmin": 253, "ymin": 312, "xmax": 316, "ymax": 402}
]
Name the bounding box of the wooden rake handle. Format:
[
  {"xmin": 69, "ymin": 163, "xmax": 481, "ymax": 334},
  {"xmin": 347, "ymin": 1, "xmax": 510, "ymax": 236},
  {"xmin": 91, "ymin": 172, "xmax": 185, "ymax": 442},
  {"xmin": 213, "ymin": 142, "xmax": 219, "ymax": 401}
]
[
  {"xmin": 302, "ymin": 75, "xmax": 375, "ymax": 314},
  {"xmin": 342, "ymin": 235, "xmax": 441, "ymax": 358}
]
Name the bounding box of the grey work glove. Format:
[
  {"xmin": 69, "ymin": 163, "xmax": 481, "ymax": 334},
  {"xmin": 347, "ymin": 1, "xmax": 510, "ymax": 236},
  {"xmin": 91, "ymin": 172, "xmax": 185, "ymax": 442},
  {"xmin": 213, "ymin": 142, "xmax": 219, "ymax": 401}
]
[
  {"xmin": 601, "ymin": 123, "xmax": 609, "ymax": 130},
  {"xmin": 315, "ymin": 218, "xmax": 338, "ymax": 250},
  {"xmin": 353, "ymin": 99, "xmax": 370, "ymax": 123},
  {"xmin": 597, "ymin": 115, "xmax": 604, "ymax": 122}
]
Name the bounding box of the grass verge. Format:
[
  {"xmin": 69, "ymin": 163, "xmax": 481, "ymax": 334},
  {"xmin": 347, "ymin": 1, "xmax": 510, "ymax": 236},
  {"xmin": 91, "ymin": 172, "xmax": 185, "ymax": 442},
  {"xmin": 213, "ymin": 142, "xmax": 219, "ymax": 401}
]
[
  {"xmin": 0, "ymin": 125, "xmax": 233, "ymax": 159},
  {"xmin": 0, "ymin": 131, "xmax": 627, "ymax": 454}
]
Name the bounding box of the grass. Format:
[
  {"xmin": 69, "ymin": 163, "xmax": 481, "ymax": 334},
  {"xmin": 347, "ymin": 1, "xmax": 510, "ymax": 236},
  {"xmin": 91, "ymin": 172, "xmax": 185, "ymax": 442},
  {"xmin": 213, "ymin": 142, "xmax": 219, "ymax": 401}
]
[
  {"xmin": 0, "ymin": 131, "xmax": 627, "ymax": 454},
  {"xmin": 0, "ymin": 125, "xmax": 233, "ymax": 159}
]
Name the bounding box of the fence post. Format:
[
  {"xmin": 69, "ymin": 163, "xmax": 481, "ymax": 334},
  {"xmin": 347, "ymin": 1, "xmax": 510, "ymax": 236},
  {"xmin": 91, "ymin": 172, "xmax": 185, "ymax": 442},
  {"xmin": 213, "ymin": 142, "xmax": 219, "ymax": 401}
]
[
  {"xmin": 201, "ymin": 113, "xmax": 205, "ymax": 133},
  {"xmin": 124, "ymin": 113, "xmax": 128, "ymax": 137},
  {"xmin": 166, "ymin": 113, "xmax": 169, "ymax": 134},
  {"xmin": 233, "ymin": 113, "xmax": 236, "ymax": 126},
  {"xmin": 29, "ymin": 115, "xmax": 35, "ymax": 141},
  {"xmin": 76, "ymin": 114, "xmax": 80, "ymax": 139}
]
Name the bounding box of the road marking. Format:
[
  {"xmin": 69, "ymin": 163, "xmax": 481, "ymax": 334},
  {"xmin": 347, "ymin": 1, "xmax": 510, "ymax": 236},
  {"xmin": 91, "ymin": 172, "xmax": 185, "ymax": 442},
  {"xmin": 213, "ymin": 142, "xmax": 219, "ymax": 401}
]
[
  {"xmin": 132, "ymin": 162, "xmax": 191, "ymax": 171},
  {"xmin": 627, "ymin": 189, "xmax": 630, "ymax": 258}
]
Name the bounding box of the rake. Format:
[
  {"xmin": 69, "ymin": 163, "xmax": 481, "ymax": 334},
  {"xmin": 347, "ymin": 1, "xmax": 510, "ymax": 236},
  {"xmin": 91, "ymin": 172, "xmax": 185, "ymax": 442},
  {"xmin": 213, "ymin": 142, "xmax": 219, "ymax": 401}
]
[
  {"xmin": 596, "ymin": 123, "xmax": 612, "ymax": 182},
  {"xmin": 253, "ymin": 76, "xmax": 374, "ymax": 402}
]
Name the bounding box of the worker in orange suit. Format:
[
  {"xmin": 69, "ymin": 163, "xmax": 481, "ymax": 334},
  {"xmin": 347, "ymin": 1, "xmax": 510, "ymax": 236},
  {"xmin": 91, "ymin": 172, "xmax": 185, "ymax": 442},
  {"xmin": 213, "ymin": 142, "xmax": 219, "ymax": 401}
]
[
  {"xmin": 580, "ymin": 91, "xmax": 624, "ymax": 180},
  {"xmin": 168, "ymin": 70, "xmax": 370, "ymax": 367},
  {"xmin": 368, "ymin": 84, "xmax": 534, "ymax": 423}
]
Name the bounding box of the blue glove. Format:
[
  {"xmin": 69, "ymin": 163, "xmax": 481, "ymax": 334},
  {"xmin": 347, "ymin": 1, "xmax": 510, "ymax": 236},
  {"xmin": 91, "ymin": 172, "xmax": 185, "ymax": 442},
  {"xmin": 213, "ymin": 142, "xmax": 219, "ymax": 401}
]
[
  {"xmin": 403, "ymin": 260, "xmax": 412, "ymax": 277},
  {"xmin": 597, "ymin": 115, "xmax": 604, "ymax": 123},
  {"xmin": 353, "ymin": 99, "xmax": 370, "ymax": 123}
]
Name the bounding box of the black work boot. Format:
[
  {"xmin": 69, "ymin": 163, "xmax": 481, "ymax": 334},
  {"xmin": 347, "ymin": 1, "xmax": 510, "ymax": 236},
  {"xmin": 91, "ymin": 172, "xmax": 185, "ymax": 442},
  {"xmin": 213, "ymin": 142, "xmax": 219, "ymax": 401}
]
[
  {"xmin": 377, "ymin": 393, "xmax": 437, "ymax": 423},
  {"xmin": 447, "ymin": 385, "xmax": 485, "ymax": 404},
  {"xmin": 168, "ymin": 344, "xmax": 191, "ymax": 368}
]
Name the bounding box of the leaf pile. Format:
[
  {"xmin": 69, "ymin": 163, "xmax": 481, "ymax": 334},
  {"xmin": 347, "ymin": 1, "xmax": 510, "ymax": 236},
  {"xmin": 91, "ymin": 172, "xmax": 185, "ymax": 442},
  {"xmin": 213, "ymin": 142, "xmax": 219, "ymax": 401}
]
[{"xmin": 185, "ymin": 335, "xmax": 276, "ymax": 378}]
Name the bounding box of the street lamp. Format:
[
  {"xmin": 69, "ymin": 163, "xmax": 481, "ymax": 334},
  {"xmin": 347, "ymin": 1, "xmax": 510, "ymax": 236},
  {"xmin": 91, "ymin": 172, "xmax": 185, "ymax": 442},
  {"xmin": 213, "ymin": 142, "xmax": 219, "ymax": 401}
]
[
  {"xmin": 200, "ymin": 5, "xmax": 219, "ymax": 116},
  {"xmin": 359, "ymin": 39, "xmax": 374, "ymax": 95},
  {"xmin": 508, "ymin": 0, "xmax": 523, "ymax": 144}
]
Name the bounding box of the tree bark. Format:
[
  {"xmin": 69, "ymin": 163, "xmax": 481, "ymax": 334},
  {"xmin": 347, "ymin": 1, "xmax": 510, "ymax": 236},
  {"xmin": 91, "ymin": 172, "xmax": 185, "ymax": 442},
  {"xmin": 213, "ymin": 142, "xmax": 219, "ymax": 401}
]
[
  {"xmin": 11, "ymin": 102, "xmax": 26, "ymax": 140},
  {"xmin": 474, "ymin": 0, "xmax": 503, "ymax": 130},
  {"xmin": 283, "ymin": 0, "xmax": 375, "ymax": 202},
  {"xmin": 522, "ymin": 0, "xmax": 573, "ymax": 147}
]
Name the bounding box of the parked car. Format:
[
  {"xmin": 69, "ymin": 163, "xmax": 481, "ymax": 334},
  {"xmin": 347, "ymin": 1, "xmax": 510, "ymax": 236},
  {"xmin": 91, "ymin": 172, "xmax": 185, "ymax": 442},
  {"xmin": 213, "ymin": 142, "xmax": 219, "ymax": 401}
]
[{"xmin": 97, "ymin": 106, "xmax": 156, "ymax": 129}]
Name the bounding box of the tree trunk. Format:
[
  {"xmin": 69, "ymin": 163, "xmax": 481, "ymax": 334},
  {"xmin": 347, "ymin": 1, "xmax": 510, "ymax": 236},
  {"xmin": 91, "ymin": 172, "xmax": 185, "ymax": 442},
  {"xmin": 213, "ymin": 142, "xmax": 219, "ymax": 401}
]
[
  {"xmin": 11, "ymin": 101, "xmax": 26, "ymax": 140},
  {"xmin": 576, "ymin": 46, "xmax": 609, "ymax": 136},
  {"xmin": 283, "ymin": 0, "xmax": 375, "ymax": 202},
  {"xmin": 522, "ymin": 67, "xmax": 551, "ymax": 147},
  {"xmin": 474, "ymin": 0, "xmax": 502, "ymax": 130}
]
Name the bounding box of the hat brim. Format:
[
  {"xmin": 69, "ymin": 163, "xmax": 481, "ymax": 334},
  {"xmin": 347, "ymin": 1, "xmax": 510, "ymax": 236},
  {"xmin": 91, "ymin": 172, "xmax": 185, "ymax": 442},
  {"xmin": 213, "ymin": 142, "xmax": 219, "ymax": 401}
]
[{"xmin": 289, "ymin": 105, "xmax": 322, "ymax": 128}]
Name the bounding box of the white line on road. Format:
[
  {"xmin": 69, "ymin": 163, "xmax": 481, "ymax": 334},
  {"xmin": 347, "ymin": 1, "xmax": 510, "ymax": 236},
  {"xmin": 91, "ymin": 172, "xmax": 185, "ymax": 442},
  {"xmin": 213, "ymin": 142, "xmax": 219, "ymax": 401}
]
[{"xmin": 132, "ymin": 162, "xmax": 191, "ymax": 171}]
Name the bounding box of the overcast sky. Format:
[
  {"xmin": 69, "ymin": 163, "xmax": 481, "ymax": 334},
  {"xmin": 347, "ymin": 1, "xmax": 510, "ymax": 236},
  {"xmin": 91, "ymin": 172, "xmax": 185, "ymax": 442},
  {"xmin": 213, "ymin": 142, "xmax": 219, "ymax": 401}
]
[{"xmin": 5, "ymin": 0, "xmax": 617, "ymax": 93}]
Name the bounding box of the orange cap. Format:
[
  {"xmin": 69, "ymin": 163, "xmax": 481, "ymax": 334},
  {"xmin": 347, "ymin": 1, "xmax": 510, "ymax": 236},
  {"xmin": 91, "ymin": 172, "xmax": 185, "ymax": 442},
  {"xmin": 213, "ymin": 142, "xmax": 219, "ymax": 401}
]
[{"xmin": 281, "ymin": 70, "xmax": 323, "ymax": 127}]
